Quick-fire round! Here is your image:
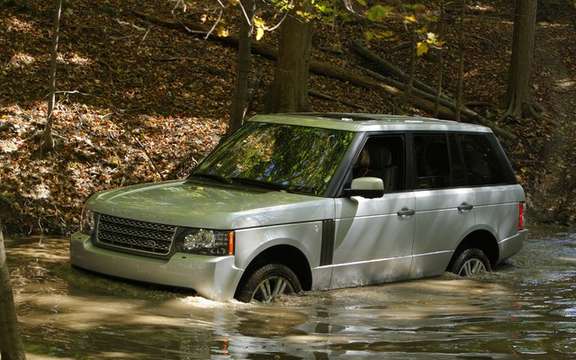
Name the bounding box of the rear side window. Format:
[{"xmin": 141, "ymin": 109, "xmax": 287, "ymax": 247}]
[
  {"xmin": 414, "ymin": 134, "xmax": 450, "ymax": 189},
  {"xmin": 456, "ymin": 133, "xmax": 516, "ymax": 186}
]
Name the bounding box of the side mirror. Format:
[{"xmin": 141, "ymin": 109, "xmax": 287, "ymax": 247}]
[{"xmin": 344, "ymin": 177, "xmax": 384, "ymax": 198}]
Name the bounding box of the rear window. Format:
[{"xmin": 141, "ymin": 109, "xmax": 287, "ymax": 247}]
[
  {"xmin": 414, "ymin": 134, "xmax": 450, "ymax": 189},
  {"xmin": 455, "ymin": 133, "xmax": 516, "ymax": 186}
]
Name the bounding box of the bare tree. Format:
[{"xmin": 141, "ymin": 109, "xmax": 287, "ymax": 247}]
[
  {"xmin": 504, "ymin": 0, "xmax": 539, "ymax": 119},
  {"xmin": 0, "ymin": 221, "xmax": 26, "ymax": 360},
  {"xmin": 455, "ymin": 0, "xmax": 465, "ymax": 122},
  {"xmin": 266, "ymin": 1, "xmax": 312, "ymax": 113},
  {"xmin": 229, "ymin": 0, "xmax": 254, "ymax": 133},
  {"xmin": 40, "ymin": 0, "xmax": 63, "ymax": 153}
]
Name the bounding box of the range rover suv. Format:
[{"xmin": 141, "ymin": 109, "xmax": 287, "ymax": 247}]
[{"xmin": 70, "ymin": 113, "xmax": 527, "ymax": 303}]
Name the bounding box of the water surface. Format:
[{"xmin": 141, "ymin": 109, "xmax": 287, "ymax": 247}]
[{"xmin": 5, "ymin": 227, "xmax": 576, "ymax": 359}]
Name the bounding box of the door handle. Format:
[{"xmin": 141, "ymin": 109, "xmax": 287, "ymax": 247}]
[
  {"xmin": 397, "ymin": 208, "xmax": 415, "ymax": 217},
  {"xmin": 457, "ymin": 202, "xmax": 474, "ymax": 212}
]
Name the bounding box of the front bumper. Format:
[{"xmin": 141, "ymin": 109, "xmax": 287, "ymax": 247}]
[
  {"xmin": 70, "ymin": 232, "xmax": 244, "ymax": 301},
  {"xmin": 498, "ymin": 229, "xmax": 528, "ymax": 262}
]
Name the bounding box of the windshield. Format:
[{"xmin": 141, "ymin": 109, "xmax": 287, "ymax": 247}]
[{"xmin": 191, "ymin": 122, "xmax": 356, "ymax": 196}]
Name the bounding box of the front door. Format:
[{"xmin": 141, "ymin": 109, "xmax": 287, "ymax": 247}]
[{"xmin": 329, "ymin": 135, "xmax": 415, "ymax": 288}]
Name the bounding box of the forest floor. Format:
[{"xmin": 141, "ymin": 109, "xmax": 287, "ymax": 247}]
[
  {"xmin": 530, "ymin": 19, "xmax": 576, "ymax": 224},
  {"xmin": 0, "ymin": 0, "xmax": 575, "ymax": 234}
]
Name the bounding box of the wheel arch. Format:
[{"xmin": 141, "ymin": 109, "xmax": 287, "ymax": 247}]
[
  {"xmin": 235, "ymin": 244, "xmax": 313, "ymax": 298},
  {"xmin": 447, "ymin": 228, "xmax": 500, "ymax": 270}
]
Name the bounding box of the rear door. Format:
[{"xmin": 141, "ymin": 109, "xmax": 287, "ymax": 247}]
[
  {"xmin": 411, "ymin": 132, "xmax": 476, "ymax": 278},
  {"xmin": 457, "ymin": 133, "xmax": 520, "ymax": 241}
]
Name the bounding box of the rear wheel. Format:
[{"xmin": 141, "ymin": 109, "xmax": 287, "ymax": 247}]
[
  {"xmin": 236, "ymin": 264, "xmax": 302, "ymax": 303},
  {"xmin": 450, "ymin": 248, "xmax": 492, "ymax": 277}
]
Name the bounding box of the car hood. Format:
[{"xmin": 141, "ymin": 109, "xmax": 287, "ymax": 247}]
[{"xmin": 87, "ymin": 180, "xmax": 334, "ymax": 229}]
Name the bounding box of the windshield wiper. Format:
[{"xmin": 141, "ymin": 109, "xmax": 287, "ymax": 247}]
[
  {"xmin": 229, "ymin": 177, "xmax": 288, "ymax": 191},
  {"xmin": 190, "ymin": 172, "xmax": 231, "ymax": 184}
]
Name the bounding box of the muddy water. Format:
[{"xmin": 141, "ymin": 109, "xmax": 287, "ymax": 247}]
[{"xmin": 5, "ymin": 228, "xmax": 576, "ymax": 359}]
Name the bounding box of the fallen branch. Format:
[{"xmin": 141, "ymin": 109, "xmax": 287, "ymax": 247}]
[
  {"xmin": 350, "ymin": 40, "xmax": 452, "ymax": 101},
  {"xmin": 389, "ymin": 42, "xmax": 411, "ymax": 53},
  {"xmin": 359, "ymin": 66, "xmax": 483, "ymax": 120},
  {"xmin": 309, "ymin": 89, "xmax": 365, "ymax": 110},
  {"xmin": 305, "ymin": 61, "xmax": 460, "ymax": 119},
  {"xmin": 465, "ymin": 101, "xmax": 492, "ymax": 108}
]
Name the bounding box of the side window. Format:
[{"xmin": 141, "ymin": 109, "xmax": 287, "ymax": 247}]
[
  {"xmin": 449, "ymin": 134, "xmax": 468, "ymax": 187},
  {"xmin": 457, "ymin": 133, "xmax": 515, "ymax": 186},
  {"xmin": 351, "ymin": 136, "xmax": 405, "ymax": 193},
  {"xmin": 414, "ymin": 134, "xmax": 450, "ymax": 190}
]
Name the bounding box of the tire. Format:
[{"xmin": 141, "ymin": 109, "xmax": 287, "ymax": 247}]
[
  {"xmin": 236, "ymin": 263, "xmax": 302, "ymax": 303},
  {"xmin": 449, "ymin": 248, "xmax": 492, "ymax": 277}
]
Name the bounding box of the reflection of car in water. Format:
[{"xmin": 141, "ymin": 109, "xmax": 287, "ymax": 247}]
[{"xmin": 70, "ymin": 113, "xmax": 527, "ymax": 303}]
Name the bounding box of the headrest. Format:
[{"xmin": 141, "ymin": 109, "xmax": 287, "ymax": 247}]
[
  {"xmin": 359, "ymin": 149, "xmax": 370, "ymax": 168},
  {"xmin": 369, "ymin": 146, "xmax": 393, "ymax": 168}
]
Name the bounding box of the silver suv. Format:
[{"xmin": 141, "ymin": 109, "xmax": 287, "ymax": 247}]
[{"xmin": 70, "ymin": 113, "xmax": 527, "ymax": 302}]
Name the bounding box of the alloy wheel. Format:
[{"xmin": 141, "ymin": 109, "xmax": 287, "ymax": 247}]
[
  {"xmin": 458, "ymin": 258, "xmax": 487, "ymax": 276},
  {"xmin": 251, "ymin": 276, "xmax": 294, "ymax": 303}
]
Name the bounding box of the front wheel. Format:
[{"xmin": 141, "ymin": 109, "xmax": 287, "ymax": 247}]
[
  {"xmin": 449, "ymin": 248, "xmax": 492, "ymax": 277},
  {"xmin": 236, "ymin": 264, "xmax": 302, "ymax": 303}
]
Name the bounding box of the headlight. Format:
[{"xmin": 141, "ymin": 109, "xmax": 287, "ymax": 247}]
[
  {"xmin": 80, "ymin": 207, "xmax": 95, "ymax": 235},
  {"xmin": 176, "ymin": 229, "xmax": 234, "ymax": 256}
]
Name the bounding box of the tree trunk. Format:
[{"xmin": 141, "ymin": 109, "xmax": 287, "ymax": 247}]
[
  {"xmin": 434, "ymin": 0, "xmax": 446, "ymax": 117},
  {"xmin": 229, "ymin": 0, "xmax": 253, "ymax": 133},
  {"xmin": 505, "ymin": 0, "xmax": 538, "ymax": 119},
  {"xmin": 266, "ymin": 4, "xmax": 313, "ymax": 113},
  {"xmin": 41, "ymin": 0, "xmax": 63, "ymax": 153},
  {"xmin": 402, "ymin": 32, "xmax": 417, "ymax": 109},
  {"xmin": 455, "ymin": 0, "xmax": 466, "ymax": 122},
  {"xmin": 0, "ymin": 222, "xmax": 26, "ymax": 360}
]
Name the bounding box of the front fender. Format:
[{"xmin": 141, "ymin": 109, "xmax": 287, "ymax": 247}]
[{"xmin": 234, "ymin": 221, "xmax": 323, "ymax": 271}]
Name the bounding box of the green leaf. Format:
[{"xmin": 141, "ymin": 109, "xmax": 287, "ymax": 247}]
[
  {"xmin": 256, "ymin": 27, "xmax": 264, "ymax": 41},
  {"xmin": 366, "ymin": 5, "xmax": 393, "ymax": 22},
  {"xmin": 416, "ymin": 41, "xmax": 429, "ymax": 57},
  {"xmin": 364, "ymin": 30, "xmax": 374, "ymax": 41},
  {"xmin": 365, "ymin": 29, "xmax": 396, "ymax": 42},
  {"xmin": 403, "ymin": 14, "xmax": 417, "ymax": 24}
]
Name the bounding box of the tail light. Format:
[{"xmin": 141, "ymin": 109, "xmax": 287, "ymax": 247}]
[{"xmin": 517, "ymin": 202, "xmax": 525, "ymax": 231}]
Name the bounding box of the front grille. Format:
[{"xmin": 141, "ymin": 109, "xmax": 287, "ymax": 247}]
[{"xmin": 96, "ymin": 214, "xmax": 177, "ymax": 256}]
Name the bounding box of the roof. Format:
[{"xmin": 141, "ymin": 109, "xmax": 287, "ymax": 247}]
[{"xmin": 248, "ymin": 113, "xmax": 492, "ymax": 133}]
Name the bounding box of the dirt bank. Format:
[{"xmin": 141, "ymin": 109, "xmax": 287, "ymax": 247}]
[{"xmin": 0, "ymin": 0, "xmax": 575, "ymax": 233}]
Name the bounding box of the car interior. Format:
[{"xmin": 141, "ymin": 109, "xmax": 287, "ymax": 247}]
[{"xmin": 352, "ymin": 136, "xmax": 404, "ymax": 193}]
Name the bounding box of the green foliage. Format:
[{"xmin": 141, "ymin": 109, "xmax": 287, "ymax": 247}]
[
  {"xmin": 208, "ymin": 0, "xmax": 446, "ymax": 52},
  {"xmin": 361, "ymin": 1, "xmax": 444, "ymax": 56},
  {"xmin": 364, "ymin": 29, "xmax": 395, "ymax": 41},
  {"xmin": 262, "ymin": 0, "xmax": 446, "ymax": 56},
  {"xmin": 366, "ymin": 4, "xmax": 394, "ymax": 21},
  {"xmin": 268, "ymin": 0, "xmax": 294, "ymax": 12}
]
